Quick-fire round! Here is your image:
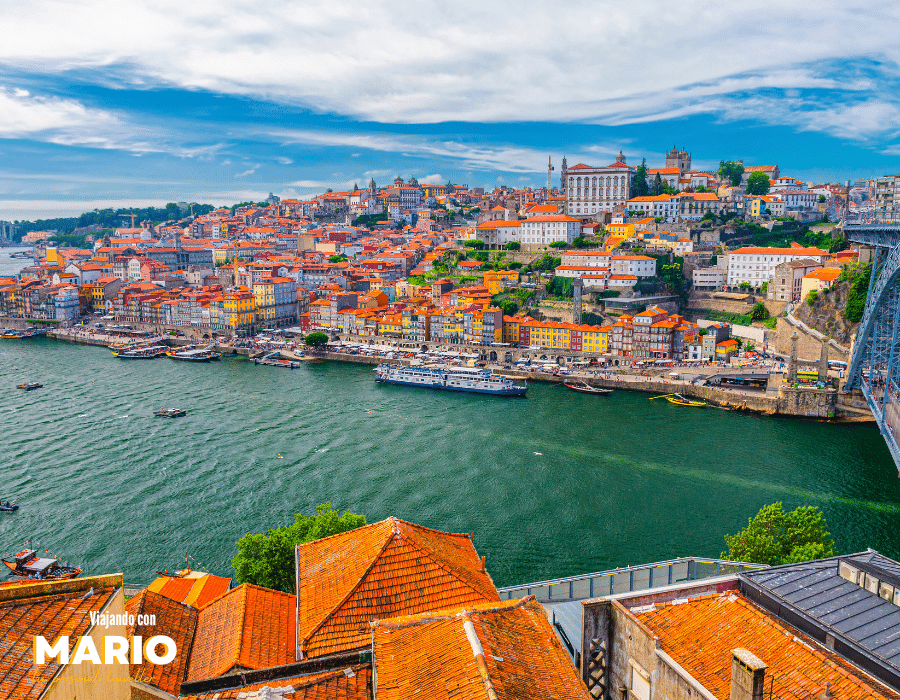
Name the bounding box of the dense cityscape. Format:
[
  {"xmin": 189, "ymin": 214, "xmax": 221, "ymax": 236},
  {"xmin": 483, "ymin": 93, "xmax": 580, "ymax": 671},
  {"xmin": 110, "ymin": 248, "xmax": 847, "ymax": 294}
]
[{"xmin": 1, "ymin": 151, "xmax": 899, "ymax": 700}]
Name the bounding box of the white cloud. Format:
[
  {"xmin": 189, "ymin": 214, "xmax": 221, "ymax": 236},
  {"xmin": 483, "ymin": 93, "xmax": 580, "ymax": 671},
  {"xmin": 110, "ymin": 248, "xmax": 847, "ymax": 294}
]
[
  {"xmin": 234, "ymin": 168, "xmax": 257, "ymax": 178},
  {"xmin": 0, "ymin": 0, "xmax": 898, "ymax": 133},
  {"xmin": 275, "ymin": 156, "xmax": 293, "ymax": 165}
]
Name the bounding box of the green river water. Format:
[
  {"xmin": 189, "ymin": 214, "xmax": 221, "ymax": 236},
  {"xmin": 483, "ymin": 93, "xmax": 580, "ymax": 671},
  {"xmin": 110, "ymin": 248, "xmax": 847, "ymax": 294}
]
[{"xmin": 0, "ymin": 249, "xmax": 898, "ymax": 587}]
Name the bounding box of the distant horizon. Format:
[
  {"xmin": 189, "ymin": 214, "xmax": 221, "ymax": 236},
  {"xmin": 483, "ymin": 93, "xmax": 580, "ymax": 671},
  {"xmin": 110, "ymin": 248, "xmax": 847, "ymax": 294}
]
[{"xmin": 2, "ymin": 0, "xmax": 900, "ymax": 222}]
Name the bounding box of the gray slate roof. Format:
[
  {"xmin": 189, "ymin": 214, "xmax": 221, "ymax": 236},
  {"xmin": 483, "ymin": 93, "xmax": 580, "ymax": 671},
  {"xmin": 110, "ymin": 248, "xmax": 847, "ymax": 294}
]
[{"xmin": 742, "ymin": 551, "xmax": 900, "ymax": 670}]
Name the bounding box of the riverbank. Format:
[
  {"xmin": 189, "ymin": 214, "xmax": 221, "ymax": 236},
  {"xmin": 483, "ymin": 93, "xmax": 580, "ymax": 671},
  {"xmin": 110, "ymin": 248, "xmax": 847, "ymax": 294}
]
[{"xmin": 39, "ymin": 327, "xmax": 856, "ymax": 421}]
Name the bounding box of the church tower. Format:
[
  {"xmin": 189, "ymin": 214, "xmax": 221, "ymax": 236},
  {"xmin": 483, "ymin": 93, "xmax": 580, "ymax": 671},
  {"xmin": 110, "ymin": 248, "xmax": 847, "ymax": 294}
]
[{"xmin": 560, "ymin": 156, "xmax": 568, "ymax": 192}]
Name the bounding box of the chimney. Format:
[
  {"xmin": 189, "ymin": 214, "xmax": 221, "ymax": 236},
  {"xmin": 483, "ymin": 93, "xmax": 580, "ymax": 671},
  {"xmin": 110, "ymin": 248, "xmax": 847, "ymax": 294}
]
[{"xmin": 730, "ymin": 649, "xmax": 767, "ymax": 700}]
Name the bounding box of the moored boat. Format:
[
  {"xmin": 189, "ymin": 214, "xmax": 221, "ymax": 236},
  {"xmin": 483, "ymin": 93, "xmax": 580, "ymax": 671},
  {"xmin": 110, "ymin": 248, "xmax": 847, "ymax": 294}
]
[
  {"xmin": 169, "ymin": 346, "xmax": 222, "ymax": 362},
  {"xmin": 113, "ymin": 345, "xmax": 169, "ymax": 359},
  {"xmin": 650, "ymin": 393, "xmax": 707, "ymax": 407},
  {"xmin": 16, "ymin": 382, "xmax": 42, "ymax": 391},
  {"xmin": 2, "ymin": 549, "xmax": 82, "ymax": 580},
  {"xmin": 564, "ymin": 382, "xmax": 613, "ymax": 395},
  {"xmin": 375, "ymin": 364, "xmax": 527, "ymax": 396}
]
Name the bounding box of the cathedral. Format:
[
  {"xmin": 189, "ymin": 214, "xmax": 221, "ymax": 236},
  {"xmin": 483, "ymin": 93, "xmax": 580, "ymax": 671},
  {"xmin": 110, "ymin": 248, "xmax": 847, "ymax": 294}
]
[{"xmin": 665, "ymin": 146, "xmax": 691, "ymax": 175}]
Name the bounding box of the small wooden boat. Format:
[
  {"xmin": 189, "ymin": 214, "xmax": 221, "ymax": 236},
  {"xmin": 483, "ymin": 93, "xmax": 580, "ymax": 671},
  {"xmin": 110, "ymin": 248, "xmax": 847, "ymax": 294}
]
[
  {"xmin": 650, "ymin": 393, "xmax": 706, "ymax": 407},
  {"xmin": 0, "ymin": 501, "xmax": 19, "ymax": 512},
  {"xmin": 155, "ymin": 408, "xmax": 187, "ymax": 417},
  {"xmin": 16, "ymin": 382, "xmax": 42, "ymax": 391},
  {"xmin": 113, "ymin": 345, "xmax": 169, "ymax": 359},
  {"xmin": 564, "ymin": 382, "xmax": 613, "ymax": 395},
  {"xmin": 2, "ymin": 549, "xmax": 82, "ymax": 580}
]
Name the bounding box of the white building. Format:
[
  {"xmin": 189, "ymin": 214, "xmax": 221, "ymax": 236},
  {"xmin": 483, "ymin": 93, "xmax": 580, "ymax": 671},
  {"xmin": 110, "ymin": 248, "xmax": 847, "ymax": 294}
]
[
  {"xmin": 559, "ymin": 251, "xmax": 611, "ymax": 268},
  {"xmin": 611, "ymin": 255, "xmax": 657, "ymax": 277},
  {"xmin": 519, "ymin": 215, "xmax": 580, "ymax": 246},
  {"xmin": 727, "ymin": 246, "xmax": 828, "ymax": 289},
  {"xmin": 555, "ymin": 265, "xmax": 610, "ymax": 280},
  {"xmin": 563, "ymin": 152, "xmax": 634, "ymax": 217},
  {"xmin": 693, "ymin": 268, "xmax": 726, "ymax": 290},
  {"xmin": 770, "ymin": 188, "xmax": 817, "ymax": 210},
  {"xmin": 626, "ymin": 195, "xmax": 679, "ymax": 221}
]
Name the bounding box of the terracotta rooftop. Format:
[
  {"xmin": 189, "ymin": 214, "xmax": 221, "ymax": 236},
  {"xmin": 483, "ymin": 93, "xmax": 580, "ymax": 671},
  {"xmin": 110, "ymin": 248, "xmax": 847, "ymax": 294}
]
[
  {"xmin": 186, "ymin": 583, "xmax": 296, "ymax": 682},
  {"xmin": 182, "ymin": 664, "xmax": 372, "ymax": 700},
  {"xmin": 126, "ymin": 589, "xmax": 198, "ymax": 695},
  {"xmin": 631, "ymin": 591, "xmax": 900, "ymax": 700},
  {"xmin": 372, "ymin": 597, "xmax": 591, "ymax": 699},
  {"xmin": 0, "ymin": 581, "xmax": 117, "ymax": 699},
  {"xmin": 296, "ymin": 517, "xmax": 499, "ymax": 659}
]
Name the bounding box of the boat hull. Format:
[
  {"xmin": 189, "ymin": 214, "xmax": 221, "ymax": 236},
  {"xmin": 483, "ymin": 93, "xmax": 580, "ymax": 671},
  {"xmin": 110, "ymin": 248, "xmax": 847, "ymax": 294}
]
[{"xmin": 375, "ymin": 376, "xmax": 527, "ymax": 396}]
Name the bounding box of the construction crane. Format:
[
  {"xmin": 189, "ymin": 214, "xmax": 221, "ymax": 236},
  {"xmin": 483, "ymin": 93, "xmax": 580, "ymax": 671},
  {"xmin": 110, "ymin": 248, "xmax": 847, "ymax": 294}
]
[
  {"xmin": 119, "ymin": 212, "xmax": 137, "ymax": 228},
  {"xmin": 547, "ymin": 156, "xmax": 554, "ymax": 191}
]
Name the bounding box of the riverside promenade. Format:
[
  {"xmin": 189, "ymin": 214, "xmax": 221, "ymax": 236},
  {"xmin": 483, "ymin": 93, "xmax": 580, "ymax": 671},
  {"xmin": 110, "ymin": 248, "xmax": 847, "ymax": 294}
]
[{"xmin": 43, "ymin": 327, "xmax": 850, "ymax": 420}]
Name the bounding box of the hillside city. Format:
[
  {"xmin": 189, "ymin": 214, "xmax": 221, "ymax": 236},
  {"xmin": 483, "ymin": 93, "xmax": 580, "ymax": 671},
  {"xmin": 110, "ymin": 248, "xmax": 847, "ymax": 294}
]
[{"xmin": 0, "ymin": 153, "xmax": 885, "ymax": 371}]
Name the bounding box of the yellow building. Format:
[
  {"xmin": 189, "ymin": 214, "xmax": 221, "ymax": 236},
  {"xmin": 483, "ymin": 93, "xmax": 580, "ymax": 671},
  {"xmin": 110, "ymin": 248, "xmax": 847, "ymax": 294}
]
[
  {"xmin": 253, "ymin": 279, "xmax": 276, "ymax": 324},
  {"xmin": 580, "ymin": 325, "xmax": 610, "ymax": 353},
  {"xmin": 224, "ymin": 287, "xmax": 255, "ymax": 331},
  {"xmin": 483, "ymin": 269, "xmax": 520, "ymax": 295},
  {"xmin": 606, "ymin": 222, "xmax": 635, "ymax": 237}
]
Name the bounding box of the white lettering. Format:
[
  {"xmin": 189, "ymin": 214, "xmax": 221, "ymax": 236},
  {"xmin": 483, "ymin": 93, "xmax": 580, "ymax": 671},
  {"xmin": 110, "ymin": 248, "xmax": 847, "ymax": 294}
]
[
  {"xmin": 104, "ymin": 636, "xmax": 129, "ymax": 665},
  {"xmin": 35, "ymin": 636, "xmax": 69, "ymax": 665},
  {"xmin": 145, "ymin": 636, "xmax": 176, "ymax": 665},
  {"xmin": 132, "ymin": 635, "xmax": 143, "ymax": 664},
  {"xmin": 71, "ymin": 636, "xmax": 101, "ymax": 665}
]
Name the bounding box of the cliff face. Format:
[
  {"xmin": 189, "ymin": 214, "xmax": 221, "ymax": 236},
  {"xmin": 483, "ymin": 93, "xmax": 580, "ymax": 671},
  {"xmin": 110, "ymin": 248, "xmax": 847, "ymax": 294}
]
[{"xmin": 794, "ymin": 279, "xmax": 857, "ymax": 346}]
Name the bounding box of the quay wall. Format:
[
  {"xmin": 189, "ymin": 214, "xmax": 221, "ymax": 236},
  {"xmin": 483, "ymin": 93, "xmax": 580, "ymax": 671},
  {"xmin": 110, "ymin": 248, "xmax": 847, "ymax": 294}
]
[{"xmin": 40, "ymin": 331, "xmax": 839, "ymax": 419}]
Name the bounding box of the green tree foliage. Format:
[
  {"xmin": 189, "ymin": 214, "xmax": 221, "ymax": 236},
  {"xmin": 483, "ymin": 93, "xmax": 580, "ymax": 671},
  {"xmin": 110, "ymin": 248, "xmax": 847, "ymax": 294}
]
[
  {"xmin": 632, "ymin": 159, "xmax": 650, "ymax": 197},
  {"xmin": 503, "ymin": 241, "xmax": 521, "ymax": 251},
  {"xmin": 718, "ymin": 161, "xmax": 745, "ymax": 187},
  {"xmin": 548, "ymin": 240, "xmax": 568, "ymax": 249},
  {"xmin": 722, "ymin": 502, "xmax": 836, "ymax": 566},
  {"xmin": 750, "ymin": 302, "xmax": 770, "ymax": 320},
  {"xmin": 329, "ymin": 255, "xmax": 348, "ymax": 263},
  {"xmin": 507, "ymin": 261, "xmax": 523, "ymax": 270},
  {"xmin": 464, "ymin": 239, "xmax": 486, "ymax": 250},
  {"xmin": 526, "ymin": 254, "xmax": 561, "ymax": 272},
  {"xmin": 472, "ymin": 251, "xmax": 489, "ymax": 262},
  {"xmin": 572, "ymin": 237, "xmax": 598, "ymax": 249},
  {"xmin": 829, "ymin": 236, "xmax": 849, "ymax": 253},
  {"xmin": 232, "ymin": 503, "xmax": 366, "ymax": 593},
  {"xmin": 844, "ymin": 263, "xmax": 871, "ymax": 323},
  {"xmin": 17, "ymin": 203, "xmax": 214, "ymax": 236},
  {"xmin": 806, "ymin": 289, "xmax": 819, "ymax": 306},
  {"xmin": 304, "ymin": 331, "xmax": 330, "ymax": 347},
  {"xmin": 351, "ymin": 213, "xmax": 388, "ymax": 227},
  {"xmin": 546, "ymin": 276, "xmax": 574, "ymax": 298},
  {"xmin": 492, "ymin": 296, "xmax": 519, "ymax": 316},
  {"xmin": 746, "ymin": 171, "xmax": 771, "ymax": 195}
]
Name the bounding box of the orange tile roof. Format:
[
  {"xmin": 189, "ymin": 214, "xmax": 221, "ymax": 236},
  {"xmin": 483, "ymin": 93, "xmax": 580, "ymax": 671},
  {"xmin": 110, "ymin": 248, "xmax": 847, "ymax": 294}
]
[
  {"xmin": 126, "ymin": 589, "xmax": 198, "ymax": 695},
  {"xmin": 631, "ymin": 592, "xmax": 900, "ymax": 700},
  {"xmin": 181, "ymin": 664, "xmax": 372, "ymax": 699},
  {"xmin": 373, "ymin": 597, "xmax": 591, "ymax": 700},
  {"xmin": 0, "ymin": 583, "xmax": 117, "ymax": 699},
  {"xmin": 297, "ymin": 517, "xmax": 499, "ymax": 659},
  {"xmin": 186, "ymin": 583, "xmax": 296, "ymax": 682}
]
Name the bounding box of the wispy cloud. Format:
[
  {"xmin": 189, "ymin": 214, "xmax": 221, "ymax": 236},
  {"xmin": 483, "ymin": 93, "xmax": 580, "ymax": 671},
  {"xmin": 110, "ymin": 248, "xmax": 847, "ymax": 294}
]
[{"xmin": 2, "ymin": 0, "xmax": 900, "ymax": 135}]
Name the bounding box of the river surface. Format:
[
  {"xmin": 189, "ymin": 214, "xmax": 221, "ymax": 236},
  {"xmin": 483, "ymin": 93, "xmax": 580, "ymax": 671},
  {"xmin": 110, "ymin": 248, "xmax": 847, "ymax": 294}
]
[{"xmin": 1, "ymin": 336, "xmax": 898, "ymax": 587}]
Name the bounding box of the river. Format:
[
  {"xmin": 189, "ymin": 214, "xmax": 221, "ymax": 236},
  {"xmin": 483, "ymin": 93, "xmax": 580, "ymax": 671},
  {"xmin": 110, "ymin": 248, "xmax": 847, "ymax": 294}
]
[{"xmin": 1, "ymin": 336, "xmax": 897, "ymax": 587}]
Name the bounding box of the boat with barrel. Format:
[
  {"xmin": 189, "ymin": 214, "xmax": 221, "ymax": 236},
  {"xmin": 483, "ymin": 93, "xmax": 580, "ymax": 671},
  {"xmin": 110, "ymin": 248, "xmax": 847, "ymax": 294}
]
[
  {"xmin": 375, "ymin": 364, "xmax": 527, "ymax": 396},
  {"xmin": 155, "ymin": 407, "xmax": 187, "ymax": 418},
  {"xmin": 564, "ymin": 381, "xmax": 613, "ymax": 395},
  {"xmin": 0, "ymin": 501, "xmax": 19, "ymax": 513},
  {"xmin": 2, "ymin": 548, "xmax": 82, "ymax": 580},
  {"xmin": 112, "ymin": 344, "xmax": 169, "ymax": 359},
  {"xmin": 16, "ymin": 382, "xmax": 42, "ymax": 391},
  {"xmin": 169, "ymin": 345, "xmax": 221, "ymax": 362}
]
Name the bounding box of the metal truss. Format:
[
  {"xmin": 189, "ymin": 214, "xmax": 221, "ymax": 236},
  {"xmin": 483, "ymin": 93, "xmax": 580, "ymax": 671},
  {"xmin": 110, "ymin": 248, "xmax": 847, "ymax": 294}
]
[{"xmin": 845, "ymin": 224, "xmax": 900, "ymax": 468}]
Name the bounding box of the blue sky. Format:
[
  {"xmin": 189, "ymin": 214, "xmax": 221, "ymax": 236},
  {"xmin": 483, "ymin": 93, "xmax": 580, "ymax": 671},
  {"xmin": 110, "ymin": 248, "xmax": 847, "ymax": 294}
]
[{"xmin": 1, "ymin": 0, "xmax": 900, "ymax": 221}]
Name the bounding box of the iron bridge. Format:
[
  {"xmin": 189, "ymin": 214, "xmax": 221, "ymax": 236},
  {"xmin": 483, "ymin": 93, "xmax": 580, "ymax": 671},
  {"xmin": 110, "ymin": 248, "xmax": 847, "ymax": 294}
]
[{"xmin": 844, "ymin": 218, "xmax": 900, "ymax": 471}]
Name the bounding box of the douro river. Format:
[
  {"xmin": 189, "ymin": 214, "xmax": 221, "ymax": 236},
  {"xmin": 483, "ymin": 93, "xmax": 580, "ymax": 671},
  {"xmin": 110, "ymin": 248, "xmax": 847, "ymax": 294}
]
[{"xmin": 1, "ymin": 338, "xmax": 898, "ymax": 587}]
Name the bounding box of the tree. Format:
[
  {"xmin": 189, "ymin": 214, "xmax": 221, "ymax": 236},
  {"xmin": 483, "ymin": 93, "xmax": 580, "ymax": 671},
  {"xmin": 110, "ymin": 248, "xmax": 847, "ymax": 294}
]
[
  {"xmin": 304, "ymin": 331, "xmax": 329, "ymax": 347},
  {"xmin": 548, "ymin": 240, "xmax": 568, "ymax": 249},
  {"xmin": 632, "ymin": 159, "xmax": 650, "ymax": 197},
  {"xmin": 819, "ymin": 194, "xmax": 827, "ymax": 203},
  {"xmin": 718, "ymin": 161, "xmax": 745, "ymax": 187},
  {"xmin": 746, "ymin": 171, "xmax": 771, "ymax": 195},
  {"xmin": 504, "ymin": 242, "xmax": 521, "ymax": 251},
  {"xmin": 464, "ymin": 240, "xmax": 486, "ymax": 250},
  {"xmin": 750, "ymin": 302, "xmax": 769, "ymax": 320},
  {"xmin": 329, "ymin": 254, "xmax": 348, "ymax": 263},
  {"xmin": 232, "ymin": 503, "xmax": 366, "ymax": 593},
  {"xmin": 722, "ymin": 502, "xmax": 836, "ymax": 566},
  {"xmin": 652, "ymin": 173, "xmax": 664, "ymax": 196}
]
